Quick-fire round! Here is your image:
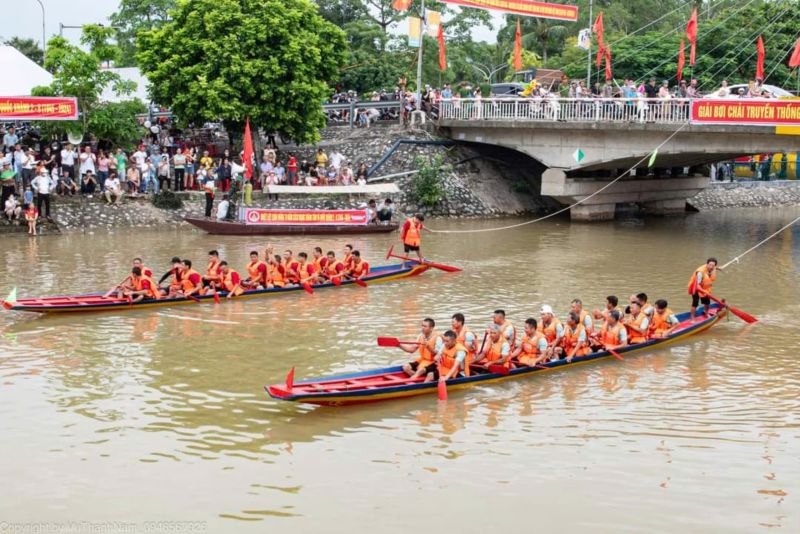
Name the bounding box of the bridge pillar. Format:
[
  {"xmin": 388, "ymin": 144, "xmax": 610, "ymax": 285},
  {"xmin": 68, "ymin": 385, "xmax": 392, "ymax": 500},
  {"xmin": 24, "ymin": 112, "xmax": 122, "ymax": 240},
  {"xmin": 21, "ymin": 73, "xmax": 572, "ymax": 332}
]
[
  {"xmin": 643, "ymin": 198, "xmax": 688, "ymax": 215},
  {"xmin": 570, "ymin": 203, "xmax": 617, "ymax": 221}
]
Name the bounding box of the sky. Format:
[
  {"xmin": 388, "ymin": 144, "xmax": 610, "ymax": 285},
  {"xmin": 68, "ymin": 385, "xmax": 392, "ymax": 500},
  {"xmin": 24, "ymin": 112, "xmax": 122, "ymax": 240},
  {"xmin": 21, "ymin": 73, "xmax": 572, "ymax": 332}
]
[{"xmin": 1, "ymin": 1, "xmax": 506, "ymax": 48}]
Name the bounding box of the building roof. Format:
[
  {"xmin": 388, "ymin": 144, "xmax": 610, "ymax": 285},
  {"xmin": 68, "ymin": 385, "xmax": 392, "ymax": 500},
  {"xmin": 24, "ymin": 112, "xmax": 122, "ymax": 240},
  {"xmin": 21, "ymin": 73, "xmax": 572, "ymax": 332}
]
[{"xmin": 0, "ymin": 45, "xmax": 54, "ymax": 96}]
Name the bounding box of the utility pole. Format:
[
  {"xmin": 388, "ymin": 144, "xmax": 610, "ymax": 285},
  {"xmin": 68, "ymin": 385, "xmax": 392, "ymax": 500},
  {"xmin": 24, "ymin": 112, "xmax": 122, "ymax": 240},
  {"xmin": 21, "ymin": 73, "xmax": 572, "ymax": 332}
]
[
  {"xmin": 415, "ymin": 0, "xmax": 426, "ymax": 111},
  {"xmin": 586, "ymin": 0, "xmax": 593, "ymax": 87},
  {"xmin": 34, "ymin": 0, "xmax": 46, "ymax": 55}
]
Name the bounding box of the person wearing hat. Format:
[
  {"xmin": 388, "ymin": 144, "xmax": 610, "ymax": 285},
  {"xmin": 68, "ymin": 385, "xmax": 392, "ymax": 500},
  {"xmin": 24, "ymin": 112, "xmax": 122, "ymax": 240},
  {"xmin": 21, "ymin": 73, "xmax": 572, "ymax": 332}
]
[
  {"xmin": 538, "ymin": 305, "xmax": 564, "ymax": 360},
  {"xmin": 400, "ymin": 213, "xmax": 427, "ymax": 264},
  {"xmin": 1, "ymin": 161, "xmax": 17, "ymax": 209}
]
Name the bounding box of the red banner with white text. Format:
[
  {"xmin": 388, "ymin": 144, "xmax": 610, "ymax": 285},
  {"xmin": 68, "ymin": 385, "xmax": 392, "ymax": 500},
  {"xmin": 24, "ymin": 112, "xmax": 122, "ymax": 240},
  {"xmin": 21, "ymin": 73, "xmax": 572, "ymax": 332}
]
[
  {"xmin": 691, "ymin": 99, "xmax": 800, "ymax": 127},
  {"xmin": 0, "ymin": 96, "xmax": 79, "ymax": 121},
  {"xmin": 244, "ymin": 208, "xmax": 370, "ymax": 226},
  {"xmin": 439, "ymin": 0, "xmax": 578, "ymax": 21}
]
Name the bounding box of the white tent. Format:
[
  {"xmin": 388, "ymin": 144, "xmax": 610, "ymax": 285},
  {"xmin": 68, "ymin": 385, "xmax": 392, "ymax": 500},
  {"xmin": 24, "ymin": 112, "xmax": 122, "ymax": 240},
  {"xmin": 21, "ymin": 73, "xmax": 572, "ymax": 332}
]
[{"xmin": 0, "ymin": 44, "xmax": 53, "ymax": 96}]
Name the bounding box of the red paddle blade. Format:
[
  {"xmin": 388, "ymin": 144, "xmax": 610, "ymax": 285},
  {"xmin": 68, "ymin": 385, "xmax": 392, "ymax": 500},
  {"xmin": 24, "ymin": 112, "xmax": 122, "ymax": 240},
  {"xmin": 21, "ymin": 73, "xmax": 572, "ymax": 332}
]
[
  {"xmin": 187, "ymin": 295, "xmax": 200, "ymax": 303},
  {"xmin": 425, "ymin": 261, "xmax": 462, "ymax": 273},
  {"xmin": 377, "ymin": 336, "xmax": 401, "ymax": 347},
  {"xmin": 437, "ymin": 379, "xmax": 448, "ymax": 401},
  {"xmin": 286, "ymin": 367, "xmax": 295, "ymax": 390},
  {"xmin": 727, "ymin": 305, "xmax": 758, "ymax": 324},
  {"xmin": 213, "ymin": 291, "xmax": 221, "ymax": 304},
  {"xmin": 302, "ymin": 283, "xmax": 314, "ymax": 295},
  {"xmin": 354, "ymin": 279, "xmax": 367, "ymax": 288},
  {"xmin": 488, "ymin": 364, "xmax": 510, "ymax": 375},
  {"xmin": 332, "ymin": 277, "xmax": 341, "ymax": 286},
  {"xmin": 386, "ymin": 245, "xmax": 394, "ymax": 260}
]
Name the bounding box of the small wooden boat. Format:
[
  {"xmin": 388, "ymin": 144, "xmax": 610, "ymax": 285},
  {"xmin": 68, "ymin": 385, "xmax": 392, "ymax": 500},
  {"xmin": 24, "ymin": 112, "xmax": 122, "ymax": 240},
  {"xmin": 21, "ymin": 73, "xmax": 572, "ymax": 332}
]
[
  {"xmin": 266, "ymin": 305, "xmax": 727, "ymax": 406},
  {"xmin": 3, "ymin": 262, "xmax": 430, "ymax": 314},
  {"xmin": 185, "ymin": 217, "xmax": 399, "ymax": 235}
]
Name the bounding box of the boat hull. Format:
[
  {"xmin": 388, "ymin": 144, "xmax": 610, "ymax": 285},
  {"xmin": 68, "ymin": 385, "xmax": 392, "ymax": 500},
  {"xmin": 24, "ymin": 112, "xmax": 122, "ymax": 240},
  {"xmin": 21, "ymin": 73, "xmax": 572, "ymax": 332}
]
[
  {"xmin": 184, "ymin": 217, "xmax": 398, "ymax": 235},
  {"xmin": 266, "ymin": 306, "xmax": 726, "ymax": 406},
  {"xmin": 3, "ymin": 263, "xmax": 429, "ymax": 314}
]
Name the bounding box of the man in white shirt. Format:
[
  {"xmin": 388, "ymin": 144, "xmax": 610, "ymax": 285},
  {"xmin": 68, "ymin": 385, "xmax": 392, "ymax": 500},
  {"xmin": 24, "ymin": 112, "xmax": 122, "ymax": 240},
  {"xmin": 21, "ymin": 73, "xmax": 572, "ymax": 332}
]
[
  {"xmin": 329, "ymin": 150, "xmax": 344, "ymax": 171},
  {"xmin": 104, "ymin": 173, "xmax": 123, "ymax": 205},
  {"xmin": 216, "ymin": 194, "xmax": 230, "ymax": 221},
  {"xmin": 21, "ymin": 148, "xmax": 37, "ymax": 188},
  {"xmin": 2, "ymin": 127, "xmax": 19, "ymax": 151},
  {"xmin": 132, "ymin": 145, "xmax": 148, "ymax": 178},
  {"xmin": 79, "ymin": 146, "xmax": 96, "ymax": 178},
  {"xmin": 60, "ymin": 143, "xmax": 78, "ymax": 180},
  {"xmin": 4, "ymin": 193, "xmax": 21, "ymax": 220},
  {"xmin": 31, "ymin": 168, "xmax": 55, "ymax": 219}
]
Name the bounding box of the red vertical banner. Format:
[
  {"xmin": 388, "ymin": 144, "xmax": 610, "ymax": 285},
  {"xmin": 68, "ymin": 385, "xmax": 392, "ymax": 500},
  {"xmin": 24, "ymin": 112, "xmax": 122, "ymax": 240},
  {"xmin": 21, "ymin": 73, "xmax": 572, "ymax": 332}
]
[
  {"xmin": 677, "ymin": 39, "xmax": 685, "ymax": 82},
  {"xmin": 513, "ymin": 19, "xmax": 523, "ymax": 71},
  {"xmin": 686, "ymin": 8, "xmax": 698, "ymax": 66},
  {"xmin": 437, "ymin": 25, "xmax": 447, "ymax": 71},
  {"xmin": 593, "ymin": 12, "xmax": 604, "ymax": 68},
  {"xmin": 790, "ymin": 37, "xmax": 800, "ymax": 67},
  {"xmin": 604, "ymin": 46, "xmax": 612, "ymax": 81},
  {"xmin": 755, "ymin": 35, "xmax": 765, "ymax": 80}
]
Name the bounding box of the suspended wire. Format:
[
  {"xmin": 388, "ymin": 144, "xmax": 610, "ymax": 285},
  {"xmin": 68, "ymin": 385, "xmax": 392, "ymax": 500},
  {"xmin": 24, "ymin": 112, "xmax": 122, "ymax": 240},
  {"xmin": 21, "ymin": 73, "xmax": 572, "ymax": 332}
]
[
  {"xmin": 426, "ymin": 122, "xmax": 690, "ymax": 234},
  {"xmin": 760, "ymin": 37, "xmax": 799, "ymax": 85},
  {"xmin": 721, "ymin": 214, "xmax": 800, "ymax": 269}
]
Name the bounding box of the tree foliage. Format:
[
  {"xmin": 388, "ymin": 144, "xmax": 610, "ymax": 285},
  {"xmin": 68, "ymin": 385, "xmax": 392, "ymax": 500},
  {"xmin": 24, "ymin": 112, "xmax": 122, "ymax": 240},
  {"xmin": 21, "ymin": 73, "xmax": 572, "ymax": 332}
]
[
  {"xmin": 4, "ymin": 37, "xmax": 44, "ymax": 65},
  {"xmin": 412, "ymin": 154, "xmax": 449, "ymax": 207},
  {"xmin": 110, "ymin": 0, "xmax": 176, "ymax": 68},
  {"xmin": 137, "ymin": 0, "xmax": 347, "ymax": 144}
]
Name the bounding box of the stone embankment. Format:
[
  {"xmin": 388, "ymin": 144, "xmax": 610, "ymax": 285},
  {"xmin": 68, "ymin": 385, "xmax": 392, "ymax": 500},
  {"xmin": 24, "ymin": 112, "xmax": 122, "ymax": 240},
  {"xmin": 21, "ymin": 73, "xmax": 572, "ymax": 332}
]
[{"xmin": 688, "ymin": 180, "xmax": 800, "ymax": 210}]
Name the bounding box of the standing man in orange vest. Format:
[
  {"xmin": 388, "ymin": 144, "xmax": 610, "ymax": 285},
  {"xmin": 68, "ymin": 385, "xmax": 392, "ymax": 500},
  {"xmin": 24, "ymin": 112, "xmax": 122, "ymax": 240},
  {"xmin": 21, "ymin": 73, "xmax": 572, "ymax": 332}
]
[
  {"xmin": 688, "ymin": 258, "xmax": 722, "ymax": 319},
  {"xmin": 400, "ymin": 213, "xmax": 426, "ymax": 263}
]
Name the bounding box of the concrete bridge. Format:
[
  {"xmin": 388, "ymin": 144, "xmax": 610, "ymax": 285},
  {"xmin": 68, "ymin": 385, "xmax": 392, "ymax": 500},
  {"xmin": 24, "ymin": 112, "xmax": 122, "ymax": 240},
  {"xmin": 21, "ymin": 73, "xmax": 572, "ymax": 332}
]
[{"xmin": 437, "ymin": 98, "xmax": 800, "ymax": 220}]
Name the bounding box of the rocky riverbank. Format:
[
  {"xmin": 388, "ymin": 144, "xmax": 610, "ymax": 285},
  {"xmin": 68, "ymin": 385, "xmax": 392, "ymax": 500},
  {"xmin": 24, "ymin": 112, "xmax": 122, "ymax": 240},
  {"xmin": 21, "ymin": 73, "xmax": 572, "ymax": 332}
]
[{"xmin": 689, "ymin": 180, "xmax": 800, "ymax": 210}]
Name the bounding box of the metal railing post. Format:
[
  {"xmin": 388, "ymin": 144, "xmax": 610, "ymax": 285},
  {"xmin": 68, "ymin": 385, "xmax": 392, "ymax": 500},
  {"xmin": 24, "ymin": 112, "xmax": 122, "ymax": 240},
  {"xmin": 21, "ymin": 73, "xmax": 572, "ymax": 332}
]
[{"xmin": 349, "ymin": 102, "xmax": 355, "ymax": 128}]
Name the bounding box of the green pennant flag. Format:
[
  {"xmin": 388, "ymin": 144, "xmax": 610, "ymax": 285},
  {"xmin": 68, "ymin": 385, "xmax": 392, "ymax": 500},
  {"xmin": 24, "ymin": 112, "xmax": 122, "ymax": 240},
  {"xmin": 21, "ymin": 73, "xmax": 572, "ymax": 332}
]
[
  {"xmin": 5, "ymin": 287, "xmax": 17, "ymax": 305},
  {"xmin": 648, "ymin": 149, "xmax": 658, "ymax": 167}
]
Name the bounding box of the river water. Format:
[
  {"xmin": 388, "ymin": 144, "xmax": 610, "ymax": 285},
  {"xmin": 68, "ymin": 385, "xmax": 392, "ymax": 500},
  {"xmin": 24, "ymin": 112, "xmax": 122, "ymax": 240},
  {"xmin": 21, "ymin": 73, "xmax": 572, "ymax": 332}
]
[{"xmin": 1, "ymin": 208, "xmax": 798, "ymax": 533}]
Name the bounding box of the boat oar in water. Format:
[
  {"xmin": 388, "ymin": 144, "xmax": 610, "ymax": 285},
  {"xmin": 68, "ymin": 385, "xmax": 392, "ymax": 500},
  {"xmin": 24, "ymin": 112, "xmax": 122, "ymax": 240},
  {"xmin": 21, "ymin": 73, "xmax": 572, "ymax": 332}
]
[
  {"xmin": 353, "ymin": 278, "xmax": 367, "ymax": 288},
  {"xmin": 600, "ymin": 343, "xmax": 624, "ymax": 361},
  {"xmin": 301, "ymin": 282, "xmax": 314, "ymax": 295},
  {"xmin": 386, "ymin": 246, "xmax": 462, "ymax": 273},
  {"xmin": 437, "ymin": 379, "xmax": 448, "ymax": 401},
  {"xmin": 701, "ymin": 291, "xmax": 758, "ymax": 324},
  {"xmin": 377, "ymin": 336, "xmax": 421, "ymax": 347}
]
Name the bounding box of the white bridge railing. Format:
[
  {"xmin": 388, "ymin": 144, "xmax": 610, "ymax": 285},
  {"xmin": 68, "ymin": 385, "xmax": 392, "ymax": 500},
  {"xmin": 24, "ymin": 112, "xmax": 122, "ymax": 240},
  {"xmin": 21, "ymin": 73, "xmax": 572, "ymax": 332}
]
[{"xmin": 438, "ymin": 97, "xmax": 694, "ymax": 124}]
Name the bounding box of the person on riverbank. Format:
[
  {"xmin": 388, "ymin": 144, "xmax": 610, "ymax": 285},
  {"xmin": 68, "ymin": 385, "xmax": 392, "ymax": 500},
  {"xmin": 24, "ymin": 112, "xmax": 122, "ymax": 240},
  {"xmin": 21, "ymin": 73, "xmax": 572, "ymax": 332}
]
[
  {"xmin": 203, "ymin": 178, "xmax": 215, "ymax": 218},
  {"xmin": 23, "ymin": 203, "xmax": 38, "ymax": 235},
  {"xmin": 3, "ymin": 193, "xmax": 21, "ymax": 221},
  {"xmin": 31, "ymin": 167, "xmax": 55, "ymax": 220},
  {"xmin": 1, "ymin": 162, "xmax": 17, "ymax": 208},
  {"xmin": 688, "ymin": 258, "xmax": 722, "ymax": 319},
  {"xmin": 400, "ymin": 213, "xmax": 425, "ymax": 263},
  {"xmin": 400, "ymin": 318, "xmax": 443, "ymax": 382}
]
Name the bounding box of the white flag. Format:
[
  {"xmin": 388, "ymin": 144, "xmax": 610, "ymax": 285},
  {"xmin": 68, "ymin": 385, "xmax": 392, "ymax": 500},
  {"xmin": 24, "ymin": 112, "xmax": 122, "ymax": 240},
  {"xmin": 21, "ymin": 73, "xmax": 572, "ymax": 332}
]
[{"xmin": 577, "ymin": 29, "xmax": 591, "ymax": 51}]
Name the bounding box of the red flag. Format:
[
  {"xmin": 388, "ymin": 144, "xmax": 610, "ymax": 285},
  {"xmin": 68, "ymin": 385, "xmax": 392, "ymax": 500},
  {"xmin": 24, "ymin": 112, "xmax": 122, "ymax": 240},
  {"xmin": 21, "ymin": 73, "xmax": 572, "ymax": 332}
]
[
  {"xmin": 756, "ymin": 35, "xmax": 765, "ymax": 81},
  {"xmin": 513, "ymin": 19, "xmax": 522, "ymax": 71},
  {"xmin": 593, "ymin": 12, "xmax": 604, "ymax": 68},
  {"xmin": 677, "ymin": 39, "xmax": 685, "ymax": 82},
  {"xmin": 437, "ymin": 25, "xmax": 446, "ymax": 71},
  {"xmin": 790, "ymin": 37, "xmax": 800, "ymax": 68},
  {"xmin": 686, "ymin": 8, "xmax": 698, "ymax": 65},
  {"xmin": 392, "ymin": 0, "xmax": 411, "ymax": 11},
  {"xmin": 604, "ymin": 46, "xmax": 612, "ymax": 81},
  {"xmin": 243, "ymin": 117, "xmax": 254, "ymax": 180}
]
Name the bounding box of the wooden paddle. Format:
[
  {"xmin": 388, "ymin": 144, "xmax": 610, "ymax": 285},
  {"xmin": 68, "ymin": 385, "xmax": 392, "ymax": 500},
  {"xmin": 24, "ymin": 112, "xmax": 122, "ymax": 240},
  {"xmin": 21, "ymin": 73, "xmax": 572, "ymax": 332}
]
[
  {"xmin": 353, "ymin": 278, "xmax": 368, "ymax": 288},
  {"xmin": 700, "ymin": 290, "xmax": 757, "ymax": 323},
  {"xmin": 488, "ymin": 364, "xmax": 510, "ymax": 375},
  {"xmin": 301, "ymin": 282, "xmax": 314, "ymax": 295},
  {"xmin": 386, "ymin": 250, "xmax": 462, "ymax": 273},
  {"xmin": 437, "ymin": 379, "xmax": 448, "ymax": 401},
  {"xmin": 377, "ymin": 337, "xmax": 421, "ymax": 347},
  {"xmin": 599, "ymin": 343, "xmax": 624, "ymax": 361}
]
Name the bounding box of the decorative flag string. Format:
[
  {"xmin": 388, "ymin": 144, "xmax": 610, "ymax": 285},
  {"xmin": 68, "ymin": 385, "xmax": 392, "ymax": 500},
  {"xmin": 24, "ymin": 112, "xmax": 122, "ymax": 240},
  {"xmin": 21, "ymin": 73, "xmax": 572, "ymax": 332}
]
[{"xmin": 720, "ymin": 213, "xmax": 800, "ymax": 269}]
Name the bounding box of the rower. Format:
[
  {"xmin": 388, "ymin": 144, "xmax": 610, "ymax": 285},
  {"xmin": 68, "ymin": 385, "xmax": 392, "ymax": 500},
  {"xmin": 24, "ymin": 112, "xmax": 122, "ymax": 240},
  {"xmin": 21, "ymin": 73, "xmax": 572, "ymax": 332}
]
[
  {"xmin": 132, "ymin": 257, "xmax": 153, "ymax": 278},
  {"xmin": 284, "ymin": 250, "xmax": 300, "ymax": 285},
  {"xmin": 492, "ymin": 309, "xmax": 516, "ymax": 349},
  {"xmin": 537, "ymin": 305, "xmax": 563, "ymax": 360},
  {"xmin": 105, "ymin": 257, "xmax": 154, "ymax": 298},
  {"xmin": 268, "ymin": 254, "xmax": 287, "ymax": 288},
  {"xmin": 650, "ymin": 299, "xmax": 680, "ymax": 338},
  {"xmin": 561, "ymin": 311, "xmax": 591, "ymax": 362},
  {"xmin": 474, "ymin": 324, "xmax": 512, "ymax": 369},
  {"xmin": 688, "ymin": 258, "xmax": 722, "ymax": 319},
  {"xmin": 435, "ymin": 330, "xmax": 469, "ymax": 383},
  {"xmin": 324, "ymin": 251, "xmax": 346, "ymax": 282},
  {"xmin": 312, "ymin": 247, "xmax": 328, "ymax": 276},
  {"xmin": 295, "ymin": 252, "xmax": 317, "ymax": 285},
  {"xmin": 510, "ymin": 318, "xmax": 548, "ymax": 367},
  {"xmin": 400, "ymin": 213, "xmax": 425, "ymax": 263},
  {"xmin": 123, "ymin": 266, "xmax": 161, "ymax": 302},
  {"xmin": 451, "ymin": 313, "xmax": 477, "ymax": 376},
  {"xmin": 342, "ymin": 244, "xmax": 354, "ymax": 271},
  {"xmin": 599, "ymin": 310, "xmax": 627, "ymax": 351},
  {"xmin": 623, "ymin": 301, "xmax": 649, "ymax": 345},
  {"xmin": 159, "ymin": 257, "xmax": 184, "ymax": 297},
  {"xmin": 349, "ymin": 251, "xmax": 370, "ymax": 280},
  {"xmin": 242, "ymin": 250, "xmax": 267, "ymax": 289},
  {"xmin": 203, "ymin": 250, "xmax": 223, "ymax": 288},
  {"xmin": 570, "ymin": 298, "xmax": 594, "ymax": 335},
  {"xmin": 637, "ymin": 293, "xmax": 654, "ymax": 318},
  {"xmin": 219, "ymin": 261, "xmax": 244, "ymax": 298},
  {"xmin": 400, "ymin": 318, "xmax": 443, "ymax": 382},
  {"xmin": 179, "ymin": 259, "xmax": 203, "ymax": 297},
  {"xmin": 592, "ymin": 295, "xmax": 620, "ymax": 324}
]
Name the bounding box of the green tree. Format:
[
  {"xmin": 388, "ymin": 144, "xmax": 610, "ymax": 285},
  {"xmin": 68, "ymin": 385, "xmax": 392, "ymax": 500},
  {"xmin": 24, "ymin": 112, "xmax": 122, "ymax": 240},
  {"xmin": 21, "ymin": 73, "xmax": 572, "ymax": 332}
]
[
  {"xmin": 88, "ymin": 100, "xmax": 147, "ymax": 148},
  {"xmin": 4, "ymin": 37, "xmax": 44, "ymax": 65},
  {"xmin": 110, "ymin": 0, "xmax": 176, "ymax": 67},
  {"xmin": 137, "ymin": 0, "xmax": 347, "ymax": 145}
]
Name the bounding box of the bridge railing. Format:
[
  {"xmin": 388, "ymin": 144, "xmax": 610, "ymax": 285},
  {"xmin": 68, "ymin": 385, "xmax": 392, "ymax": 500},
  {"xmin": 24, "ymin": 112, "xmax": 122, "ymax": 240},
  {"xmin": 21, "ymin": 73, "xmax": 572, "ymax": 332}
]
[
  {"xmin": 322, "ymin": 100, "xmax": 403, "ymax": 127},
  {"xmin": 438, "ymin": 97, "xmax": 694, "ymax": 124}
]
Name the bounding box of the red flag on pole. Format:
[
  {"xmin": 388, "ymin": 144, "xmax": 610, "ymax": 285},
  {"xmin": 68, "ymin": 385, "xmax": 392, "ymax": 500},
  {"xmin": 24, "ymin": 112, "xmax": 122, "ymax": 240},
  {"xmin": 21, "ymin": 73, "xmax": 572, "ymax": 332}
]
[
  {"xmin": 790, "ymin": 37, "xmax": 800, "ymax": 68},
  {"xmin": 437, "ymin": 25, "xmax": 447, "ymax": 71},
  {"xmin": 604, "ymin": 46, "xmax": 612, "ymax": 81},
  {"xmin": 677, "ymin": 39, "xmax": 685, "ymax": 82},
  {"xmin": 392, "ymin": 0, "xmax": 411, "ymax": 11},
  {"xmin": 513, "ymin": 18, "xmax": 523, "ymax": 71},
  {"xmin": 755, "ymin": 35, "xmax": 765, "ymax": 80},
  {"xmin": 243, "ymin": 117, "xmax": 254, "ymax": 180},
  {"xmin": 686, "ymin": 8, "xmax": 698, "ymax": 65},
  {"xmin": 593, "ymin": 12, "xmax": 604, "ymax": 68}
]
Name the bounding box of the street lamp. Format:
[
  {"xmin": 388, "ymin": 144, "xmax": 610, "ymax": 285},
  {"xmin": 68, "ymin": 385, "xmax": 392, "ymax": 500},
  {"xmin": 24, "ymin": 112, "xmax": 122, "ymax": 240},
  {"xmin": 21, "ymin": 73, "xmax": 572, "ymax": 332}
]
[{"xmin": 34, "ymin": 0, "xmax": 45, "ymax": 55}]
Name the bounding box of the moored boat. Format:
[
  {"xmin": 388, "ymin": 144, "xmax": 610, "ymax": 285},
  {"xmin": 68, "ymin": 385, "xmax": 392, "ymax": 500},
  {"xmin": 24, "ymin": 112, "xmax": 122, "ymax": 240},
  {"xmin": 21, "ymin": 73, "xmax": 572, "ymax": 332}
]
[
  {"xmin": 3, "ymin": 261, "xmax": 431, "ymax": 314},
  {"xmin": 185, "ymin": 217, "xmax": 399, "ymax": 235},
  {"xmin": 266, "ymin": 305, "xmax": 727, "ymax": 406}
]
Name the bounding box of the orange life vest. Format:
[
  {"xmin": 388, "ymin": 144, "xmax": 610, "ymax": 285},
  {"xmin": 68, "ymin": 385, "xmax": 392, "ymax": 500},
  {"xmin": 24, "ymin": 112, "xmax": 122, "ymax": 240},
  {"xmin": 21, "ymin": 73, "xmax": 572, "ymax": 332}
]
[
  {"xmin": 297, "ymin": 262, "xmax": 313, "ymax": 282},
  {"xmin": 562, "ymin": 323, "xmax": 590, "ymax": 357},
  {"xmin": 169, "ymin": 267, "xmax": 183, "ymax": 288},
  {"xmin": 352, "ymin": 260, "xmax": 369, "ymax": 278},
  {"xmin": 223, "ymin": 270, "xmax": 244, "ymax": 296},
  {"xmin": 649, "ymin": 308, "xmax": 675, "ymax": 337},
  {"xmin": 601, "ymin": 322, "xmax": 624, "ymax": 347},
  {"xmin": 286, "ymin": 260, "xmax": 300, "ymax": 283},
  {"xmin": 269, "ymin": 263, "xmax": 286, "ymax": 287},
  {"xmin": 343, "ymin": 253, "xmax": 353, "ymax": 269},
  {"xmin": 326, "ymin": 259, "xmax": 344, "ymax": 277},
  {"xmin": 454, "ymin": 327, "xmax": 477, "ymax": 377},
  {"xmin": 438, "ymin": 342, "xmax": 468, "ymax": 377},
  {"xmin": 246, "ymin": 260, "xmax": 266, "ymax": 285},
  {"xmin": 403, "ymin": 219, "xmax": 421, "ymax": 247},
  {"xmin": 688, "ymin": 264, "xmax": 716, "ymax": 294},
  {"xmin": 312, "ymin": 256, "xmax": 326, "ymax": 273},
  {"xmin": 518, "ymin": 331, "xmax": 545, "ymax": 366},
  {"xmin": 537, "ymin": 318, "xmax": 562, "ymax": 345},
  {"xmin": 626, "ymin": 312, "xmax": 648, "ymax": 344},
  {"xmin": 578, "ymin": 309, "xmax": 593, "ymax": 334},
  {"xmin": 415, "ymin": 331, "xmax": 441, "ymax": 367},
  {"xmin": 206, "ymin": 259, "xmax": 222, "ymax": 282},
  {"xmin": 132, "ymin": 274, "xmax": 161, "ymax": 300},
  {"xmin": 181, "ymin": 269, "xmax": 201, "ymax": 293},
  {"xmin": 485, "ymin": 337, "xmax": 510, "ymax": 368}
]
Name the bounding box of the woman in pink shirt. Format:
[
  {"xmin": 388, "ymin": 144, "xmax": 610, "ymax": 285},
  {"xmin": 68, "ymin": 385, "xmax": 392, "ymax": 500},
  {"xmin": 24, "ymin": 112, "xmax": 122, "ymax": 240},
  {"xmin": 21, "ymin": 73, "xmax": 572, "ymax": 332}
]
[{"xmin": 97, "ymin": 150, "xmax": 111, "ymax": 191}]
